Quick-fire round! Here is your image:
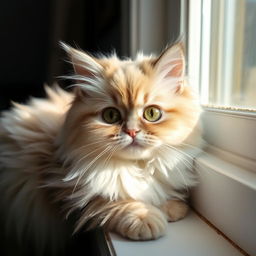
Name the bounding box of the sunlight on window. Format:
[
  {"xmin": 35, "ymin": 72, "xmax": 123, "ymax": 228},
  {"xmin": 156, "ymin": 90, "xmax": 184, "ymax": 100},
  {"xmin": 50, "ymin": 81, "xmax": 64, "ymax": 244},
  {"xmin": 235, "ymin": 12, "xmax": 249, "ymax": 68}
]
[
  {"xmin": 242, "ymin": 0, "xmax": 256, "ymax": 108},
  {"xmin": 189, "ymin": 0, "xmax": 256, "ymax": 110}
]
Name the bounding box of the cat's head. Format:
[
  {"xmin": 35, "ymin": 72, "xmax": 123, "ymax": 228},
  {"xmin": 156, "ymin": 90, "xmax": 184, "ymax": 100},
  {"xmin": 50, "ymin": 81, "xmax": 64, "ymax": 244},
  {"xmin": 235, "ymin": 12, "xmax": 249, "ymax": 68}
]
[{"xmin": 60, "ymin": 43, "xmax": 201, "ymax": 161}]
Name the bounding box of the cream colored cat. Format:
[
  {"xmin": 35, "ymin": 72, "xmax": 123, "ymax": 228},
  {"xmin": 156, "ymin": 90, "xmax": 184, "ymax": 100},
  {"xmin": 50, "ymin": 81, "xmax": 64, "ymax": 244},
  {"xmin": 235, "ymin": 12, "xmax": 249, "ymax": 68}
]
[{"xmin": 0, "ymin": 42, "xmax": 202, "ymax": 254}]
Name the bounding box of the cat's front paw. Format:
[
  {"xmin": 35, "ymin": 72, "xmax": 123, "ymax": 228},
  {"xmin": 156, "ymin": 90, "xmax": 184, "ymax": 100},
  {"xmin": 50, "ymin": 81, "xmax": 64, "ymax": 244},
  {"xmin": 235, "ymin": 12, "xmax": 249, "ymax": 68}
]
[
  {"xmin": 162, "ymin": 199, "xmax": 188, "ymax": 222},
  {"xmin": 113, "ymin": 202, "xmax": 167, "ymax": 240}
]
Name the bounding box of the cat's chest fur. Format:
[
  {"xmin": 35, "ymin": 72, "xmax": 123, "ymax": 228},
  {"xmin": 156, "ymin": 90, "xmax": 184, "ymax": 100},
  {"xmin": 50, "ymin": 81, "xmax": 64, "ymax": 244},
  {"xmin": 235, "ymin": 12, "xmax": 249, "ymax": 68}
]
[{"xmin": 79, "ymin": 151, "xmax": 196, "ymax": 206}]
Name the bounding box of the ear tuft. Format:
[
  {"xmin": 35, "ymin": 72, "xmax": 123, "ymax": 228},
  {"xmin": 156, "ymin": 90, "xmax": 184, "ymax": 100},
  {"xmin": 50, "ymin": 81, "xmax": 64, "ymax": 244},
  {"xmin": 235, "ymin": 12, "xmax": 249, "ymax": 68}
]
[{"xmin": 60, "ymin": 41, "xmax": 102, "ymax": 78}]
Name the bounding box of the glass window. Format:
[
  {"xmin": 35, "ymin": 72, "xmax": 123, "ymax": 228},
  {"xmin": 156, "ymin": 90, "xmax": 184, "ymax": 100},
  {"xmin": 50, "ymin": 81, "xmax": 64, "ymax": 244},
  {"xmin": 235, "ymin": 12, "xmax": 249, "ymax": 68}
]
[{"xmin": 188, "ymin": 0, "xmax": 256, "ymax": 109}]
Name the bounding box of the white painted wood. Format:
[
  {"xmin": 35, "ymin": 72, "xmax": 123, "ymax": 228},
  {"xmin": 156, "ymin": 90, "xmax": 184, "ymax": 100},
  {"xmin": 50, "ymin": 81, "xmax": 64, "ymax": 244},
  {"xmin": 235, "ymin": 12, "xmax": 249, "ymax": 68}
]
[
  {"xmin": 129, "ymin": 0, "xmax": 168, "ymax": 57},
  {"xmin": 201, "ymin": 108, "xmax": 256, "ymax": 171},
  {"xmin": 192, "ymin": 153, "xmax": 256, "ymax": 256},
  {"xmin": 109, "ymin": 211, "xmax": 243, "ymax": 256},
  {"xmin": 187, "ymin": 0, "xmax": 202, "ymax": 94},
  {"xmin": 200, "ymin": 0, "xmax": 211, "ymax": 104},
  {"xmin": 138, "ymin": 0, "xmax": 167, "ymax": 55},
  {"xmin": 128, "ymin": 0, "xmax": 182, "ymax": 57}
]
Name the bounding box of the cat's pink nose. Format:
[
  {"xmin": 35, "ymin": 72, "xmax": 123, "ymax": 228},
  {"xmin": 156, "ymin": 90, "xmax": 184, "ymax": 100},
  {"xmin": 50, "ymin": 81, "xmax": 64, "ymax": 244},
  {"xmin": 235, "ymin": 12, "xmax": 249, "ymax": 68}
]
[{"xmin": 124, "ymin": 129, "xmax": 140, "ymax": 138}]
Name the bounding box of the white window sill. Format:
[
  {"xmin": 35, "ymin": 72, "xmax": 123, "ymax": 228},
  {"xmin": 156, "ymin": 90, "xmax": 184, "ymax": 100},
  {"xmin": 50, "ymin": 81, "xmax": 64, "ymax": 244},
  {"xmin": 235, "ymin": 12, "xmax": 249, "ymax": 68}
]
[
  {"xmin": 109, "ymin": 211, "xmax": 243, "ymax": 256},
  {"xmin": 192, "ymin": 151, "xmax": 256, "ymax": 256}
]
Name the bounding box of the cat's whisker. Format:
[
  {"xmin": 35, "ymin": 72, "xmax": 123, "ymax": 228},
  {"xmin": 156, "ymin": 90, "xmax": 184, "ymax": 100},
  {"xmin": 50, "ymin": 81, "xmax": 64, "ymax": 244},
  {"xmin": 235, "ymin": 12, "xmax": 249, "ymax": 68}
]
[
  {"xmin": 168, "ymin": 143, "xmax": 204, "ymax": 166},
  {"xmin": 78, "ymin": 140, "xmax": 121, "ymax": 172},
  {"xmin": 72, "ymin": 141, "xmax": 108, "ymax": 152},
  {"xmin": 72, "ymin": 136, "xmax": 122, "ymax": 162},
  {"xmin": 71, "ymin": 145, "xmax": 113, "ymax": 195},
  {"xmin": 72, "ymin": 144, "xmax": 109, "ymax": 168},
  {"xmin": 179, "ymin": 142, "xmax": 207, "ymax": 169},
  {"xmin": 161, "ymin": 144, "xmax": 203, "ymax": 177},
  {"xmin": 100, "ymin": 145, "xmax": 117, "ymax": 169},
  {"xmin": 144, "ymin": 141, "xmax": 157, "ymax": 147},
  {"xmin": 102, "ymin": 144, "xmax": 122, "ymax": 169},
  {"xmin": 76, "ymin": 144, "xmax": 113, "ymax": 172},
  {"xmin": 162, "ymin": 144, "xmax": 196, "ymax": 162},
  {"xmin": 152, "ymin": 146, "xmax": 188, "ymax": 179},
  {"xmin": 161, "ymin": 144, "xmax": 195, "ymax": 170},
  {"xmin": 76, "ymin": 136, "xmax": 122, "ymax": 149},
  {"xmin": 64, "ymin": 142, "xmax": 114, "ymax": 182},
  {"xmin": 161, "ymin": 146, "xmax": 194, "ymax": 172},
  {"xmin": 180, "ymin": 142, "xmax": 203, "ymax": 150},
  {"xmin": 154, "ymin": 147, "xmax": 191, "ymax": 192},
  {"xmin": 70, "ymin": 138, "xmax": 124, "ymax": 180},
  {"xmin": 174, "ymin": 165, "xmax": 189, "ymax": 192},
  {"xmin": 101, "ymin": 151, "xmax": 113, "ymax": 170},
  {"xmin": 80, "ymin": 142, "xmax": 123, "ymax": 178}
]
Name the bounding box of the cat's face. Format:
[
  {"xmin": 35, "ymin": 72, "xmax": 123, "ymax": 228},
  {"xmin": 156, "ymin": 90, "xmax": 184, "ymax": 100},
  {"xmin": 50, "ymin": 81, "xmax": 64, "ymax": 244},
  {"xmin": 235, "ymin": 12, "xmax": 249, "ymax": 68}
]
[{"xmin": 61, "ymin": 43, "xmax": 201, "ymax": 161}]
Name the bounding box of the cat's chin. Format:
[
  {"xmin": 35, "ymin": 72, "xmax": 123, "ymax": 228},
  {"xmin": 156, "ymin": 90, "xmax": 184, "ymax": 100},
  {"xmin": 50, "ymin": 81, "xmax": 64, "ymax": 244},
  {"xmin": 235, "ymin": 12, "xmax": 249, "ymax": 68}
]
[{"xmin": 114, "ymin": 146, "xmax": 153, "ymax": 160}]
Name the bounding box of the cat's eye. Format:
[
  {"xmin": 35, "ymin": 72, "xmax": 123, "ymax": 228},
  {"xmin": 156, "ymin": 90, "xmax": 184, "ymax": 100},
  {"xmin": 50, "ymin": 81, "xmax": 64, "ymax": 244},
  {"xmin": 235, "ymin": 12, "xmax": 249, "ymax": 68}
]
[
  {"xmin": 143, "ymin": 106, "xmax": 162, "ymax": 122},
  {"xmin": 102, "ymin": 107, "xmax": 121, "ymax": 124}
]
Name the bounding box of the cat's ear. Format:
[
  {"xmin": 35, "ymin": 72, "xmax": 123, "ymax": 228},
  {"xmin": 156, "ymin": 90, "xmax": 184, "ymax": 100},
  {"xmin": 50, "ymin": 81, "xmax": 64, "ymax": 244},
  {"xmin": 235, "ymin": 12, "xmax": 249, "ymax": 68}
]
[
  {"xmin": 60, "ymin": 42, "xmax": 104, "ymax": 98},
  {"xmin": 154, "ymin": 43, "xmax": 185, "ymax": 94},
  {"xmin": 60, "ymin": 42, "xmax": 103, "ymax": 78}
]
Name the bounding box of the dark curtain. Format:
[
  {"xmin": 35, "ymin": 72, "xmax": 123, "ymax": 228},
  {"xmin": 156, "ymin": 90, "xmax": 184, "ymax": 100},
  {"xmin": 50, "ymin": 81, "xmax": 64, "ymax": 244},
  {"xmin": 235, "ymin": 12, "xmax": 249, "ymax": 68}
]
[{"xmin": 0, "ymin": 0, "xmax": 122, "ymax": 110}]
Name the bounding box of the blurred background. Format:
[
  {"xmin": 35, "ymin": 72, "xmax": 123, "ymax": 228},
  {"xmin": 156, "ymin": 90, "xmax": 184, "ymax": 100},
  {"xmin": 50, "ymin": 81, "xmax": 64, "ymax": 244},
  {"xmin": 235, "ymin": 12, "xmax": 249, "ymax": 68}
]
[{"xmin": 0, "ymin": 0, "xmax": 181, "ymax": 111}]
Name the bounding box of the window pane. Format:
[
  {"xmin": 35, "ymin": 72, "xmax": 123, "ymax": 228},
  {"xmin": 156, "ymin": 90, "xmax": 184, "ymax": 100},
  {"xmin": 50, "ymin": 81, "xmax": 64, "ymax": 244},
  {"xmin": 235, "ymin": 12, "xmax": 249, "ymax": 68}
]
[
  {"xmin": 201, "ymin": 0, "xmax": 256, "ymax": 109},
  {"xmin": 242, "ymin": 0, "xmax": 256, "ymax": 108}
]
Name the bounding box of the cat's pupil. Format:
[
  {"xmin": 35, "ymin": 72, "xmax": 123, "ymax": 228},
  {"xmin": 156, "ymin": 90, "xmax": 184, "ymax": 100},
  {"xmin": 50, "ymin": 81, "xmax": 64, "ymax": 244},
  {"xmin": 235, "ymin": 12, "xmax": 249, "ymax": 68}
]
[
  {"xmin": 102, "ymin": 107, "xmax": 121, "ymax": 124},
  {"xmin": 143, "ymin": 106, "xmax": 161, "ymax": 122},
  {"xmin": 109, "ymin": 111, "xmax": 114, "ymax": 119}
]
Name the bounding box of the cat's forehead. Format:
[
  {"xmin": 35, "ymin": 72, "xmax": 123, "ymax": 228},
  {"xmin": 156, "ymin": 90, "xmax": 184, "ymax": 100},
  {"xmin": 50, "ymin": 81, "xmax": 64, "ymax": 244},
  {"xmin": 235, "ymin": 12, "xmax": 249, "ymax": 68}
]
[
  {"xmin": 99, "ymin": 55, "xmax": 155, "ymax": 77},
  {"xmin": 102, "ymin": 59, "xmax": 156, "ymax": 108}
]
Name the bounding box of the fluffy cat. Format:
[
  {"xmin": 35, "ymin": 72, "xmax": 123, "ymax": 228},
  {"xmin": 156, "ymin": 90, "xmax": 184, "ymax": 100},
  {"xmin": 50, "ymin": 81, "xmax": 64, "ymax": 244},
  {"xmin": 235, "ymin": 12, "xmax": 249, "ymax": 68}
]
[{"xmin": 0, "ymin": 42, "xmax": 202, "ymax": 254}]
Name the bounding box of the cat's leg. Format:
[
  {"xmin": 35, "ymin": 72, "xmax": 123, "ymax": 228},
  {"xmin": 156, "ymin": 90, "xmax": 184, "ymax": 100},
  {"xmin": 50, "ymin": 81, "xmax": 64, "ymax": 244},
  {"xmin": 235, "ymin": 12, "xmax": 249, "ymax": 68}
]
[
  {"xmin": 106, "ymin": 200, "xmax": 168, "ymax": 240},
  {"xmin": 161, "ymin": 199, "xmax": 188, "ymax": 222}
]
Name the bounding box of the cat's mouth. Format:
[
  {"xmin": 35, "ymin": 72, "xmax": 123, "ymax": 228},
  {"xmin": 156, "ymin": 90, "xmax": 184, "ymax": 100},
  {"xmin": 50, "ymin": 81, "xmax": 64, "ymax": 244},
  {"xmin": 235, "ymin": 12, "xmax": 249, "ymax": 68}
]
[
  {"xmin": 126, "ymin": 139, "xmax": 144, "ymax": 148},
  {"xmin": 116, "ymin": 139, "xmax": 153, "ymax": 160},
  {"xmin": 130, "ymin": 140, "xmax": 141, "ymax": 146}
]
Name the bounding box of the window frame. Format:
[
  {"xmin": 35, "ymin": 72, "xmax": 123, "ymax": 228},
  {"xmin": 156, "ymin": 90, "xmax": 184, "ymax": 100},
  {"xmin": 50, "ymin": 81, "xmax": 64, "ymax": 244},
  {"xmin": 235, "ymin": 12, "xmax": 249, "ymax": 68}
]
[
  {"xmin": 188, "ymin": 0, "xmax": 246, "ymax": 107},
  {"xmin": 128, "ymin": 0, "xmax": 181, "ymax": 57},
  {"xmin": 188, "ymin": 0, "xmax": 256, "ymax": 167},
  {"xmin": 200, "ymin": 107, "xmax": 256, "ymax": 171}
]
